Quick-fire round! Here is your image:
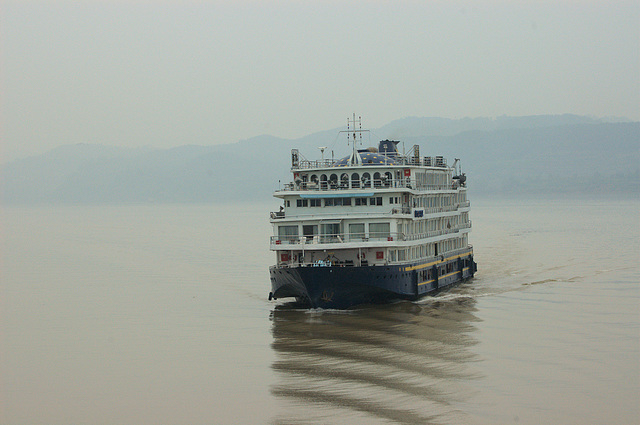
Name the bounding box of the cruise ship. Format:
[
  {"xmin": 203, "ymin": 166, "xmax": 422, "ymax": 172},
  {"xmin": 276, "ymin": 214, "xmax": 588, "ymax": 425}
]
[{"xmin": 268, "ymin": 116, "xmax": 476, "ymax": 308}]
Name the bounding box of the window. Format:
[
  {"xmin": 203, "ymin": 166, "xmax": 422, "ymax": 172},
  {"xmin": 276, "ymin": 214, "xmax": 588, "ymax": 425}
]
[
  {"xmin": 310, "ymin": 199, "xmax": 321, "ymax": 207},
  {"xmin": 369, "ymin": 197, "xmax": 383, "ymax": 206},
  {"xmin": 324, "ymin": 197, "xmax": 352, "ymax": 206},
  {"xmin": 369, "ymin": 222, "xmax": 390, "ymax": 239},
  {"xmin": 321, "ymin": 223, "xmax": 340, "ymax": 242},
  {"xmin": 303, "ymin": 225, "xmax": 318, "ymax": 242},
  {"xmin": 340, "ymin": 173, "xmax": 349, "ymax": 188},
  {"xmin": 320, "ymin": 174, "xmax": 328, "ymax": 190},
  {"xmin": 323, "ymin": 223, "xmax": 340, "ymax": 235},
  {"xmin": 373, "ymin": 172, "xmax": 381, "ymax": 188},
  {"xmin": 384, "ymin": 172, "xmax": 392, "ymax": 187},
  {"xmin": 389, "ymin": 197, "xmax": 394, "ymax": 204},
  {"xmin": 362, "ymin": 172, "xmax": 371, "ymax": 188},
  {"xmin": 296, "ymin": 199, "xmax": 308, "ymax": 207},
  {"xmin": 351, "ymin": 173, "xmax": 360, "ymax": 188},
  {"xmin": 278, "ymin": 225, "xmax": 298, "ymax": 243},
  {"xmin": 355, "ymin": 197, "xmax": 367, "ymax": 206},
  {"xmin": 349, "ymin": 223, "xmax": 365, "ymax": 240}
]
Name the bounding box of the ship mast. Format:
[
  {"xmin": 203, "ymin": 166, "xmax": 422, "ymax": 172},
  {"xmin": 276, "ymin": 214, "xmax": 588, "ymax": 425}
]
[{"xmin": 341, "ymin": 113, "xmax": 369, "ymax": 166}]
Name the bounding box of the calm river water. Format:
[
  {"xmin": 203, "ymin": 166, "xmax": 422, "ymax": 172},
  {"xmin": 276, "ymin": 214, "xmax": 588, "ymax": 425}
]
[{"xmin": 2, "ymin": 198, "xmax": 638, "ymax": 424}]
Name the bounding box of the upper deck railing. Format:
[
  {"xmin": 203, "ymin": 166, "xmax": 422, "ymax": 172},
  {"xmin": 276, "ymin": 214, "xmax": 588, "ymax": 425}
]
[
  {"xmin": 293, "ymin": 155, "xmax": 447, "ymax": 170},
  {"xmin": 295, "ymin": 159, "xmax": 336, "ymax": 169},
  {"xmin": 279, "ymin": 179, "xmax": 462, "ymax": 193}
]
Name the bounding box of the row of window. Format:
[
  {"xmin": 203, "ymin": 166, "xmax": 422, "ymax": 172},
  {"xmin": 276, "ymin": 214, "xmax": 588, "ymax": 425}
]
[
  {"xmin": 296, "ymin": 197, "xmax": 384, "ymax": 208},
  {"xmin": 411, "ymin": 192, "xmax": 467, "ymax": 208},
  {"xmin": 279, "ymin": 217, "xmax": 470, "ymax": 242},
  {"xmin": 297, "ymin": 169, "xmax": 453, "ymax": 190},
  {"xmin": 300, "ymin": 171, "xmax": 395, "ymax": 189},
  {"xmin": 388, "ymin": 236, "xmax": 468, "ymax": 262},
  {"xmin": 295, "ymin": 199, "xmax": 322, "ymax": 207},
  {"xmin": 290, "ymin": 192, "xmax": 467, "ymax": 209},
  {"xmin": 398, "ymin": 215, "xmax": 468, "ymax": 234},
  {"xmin": 278, "ymin": 223, "xmax": 468, "ymax": 250},
  {"xmin": 414, "ymin": 170, "xmax": 451, "ymax": 189},
  {"xmin": 278, "ymin": 222, "xmax": 391, "ymax": 240},
  {"xmin": 417, "ymin": 258, "xmax": 473, "ymax": 282}
]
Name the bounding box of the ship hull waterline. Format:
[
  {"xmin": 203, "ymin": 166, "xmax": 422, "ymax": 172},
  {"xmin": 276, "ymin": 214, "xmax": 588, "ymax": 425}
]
[{"xmin": 269, "ymin": 250, "xmax": 477, "ymax": 309}]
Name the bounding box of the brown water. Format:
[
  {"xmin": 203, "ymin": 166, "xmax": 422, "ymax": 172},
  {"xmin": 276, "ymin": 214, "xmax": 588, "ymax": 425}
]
[{"xmin": 2, "ymin": 199, "xmax": 638, "ymax": 424}]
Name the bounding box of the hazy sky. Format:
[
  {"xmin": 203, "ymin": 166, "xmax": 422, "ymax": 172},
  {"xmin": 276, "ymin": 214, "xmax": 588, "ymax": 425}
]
[{"xmin": 2, "ymin": 0, "xmax": 638, "ymax": 161}]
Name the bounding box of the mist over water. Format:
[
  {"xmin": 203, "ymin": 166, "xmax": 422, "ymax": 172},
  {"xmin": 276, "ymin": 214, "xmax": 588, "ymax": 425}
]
[{"xmin": 2, "ymin": 198, "xmax": 638, "ymax": 424}]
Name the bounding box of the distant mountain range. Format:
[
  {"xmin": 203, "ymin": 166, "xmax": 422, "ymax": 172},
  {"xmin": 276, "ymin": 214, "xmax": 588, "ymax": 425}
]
[{"xmin": 2, "ymin": 115, "xmax": 638, "ymax": 204}]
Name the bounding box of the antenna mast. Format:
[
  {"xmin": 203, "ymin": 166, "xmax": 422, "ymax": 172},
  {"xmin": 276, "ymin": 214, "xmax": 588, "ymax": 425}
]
[{"xmin": 340, "ymin": 113, "xmax": 369, "ymax": 165}]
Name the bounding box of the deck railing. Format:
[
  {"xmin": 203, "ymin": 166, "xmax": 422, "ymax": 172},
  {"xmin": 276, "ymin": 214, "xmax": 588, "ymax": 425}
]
[
  {"xmin": 271, "ymin": 232, "xmax": 401, "ymax": 246},
  {"xmin": 270, "ymin": 223, "xmax": 472, "ymax": 247},
  {"xmin": 270, "ymin": 208, "xmax": 410, "ymax": 220},
  {"xmin": 272, "ymin": 245, "xmax": 474, "ymax": 269},
  {"xmin": 270, "ymin": 204, "xmax": 469, "ymax": 220}
]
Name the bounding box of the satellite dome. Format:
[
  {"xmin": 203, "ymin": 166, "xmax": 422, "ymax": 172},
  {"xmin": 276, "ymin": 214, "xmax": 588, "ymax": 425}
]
[{"xmin": 333, "ymin": 150, "xmax": 398, "ymax": 167}]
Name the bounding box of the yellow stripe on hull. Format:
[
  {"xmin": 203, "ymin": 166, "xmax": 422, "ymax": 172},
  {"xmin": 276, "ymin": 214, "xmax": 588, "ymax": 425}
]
[
  {"xmin": 406, "ymin": 251, "xmax": 473, "ymax": 272},
  {"xmin": 418, "ymin": 267, "xmax": 469, "ymax": 286}
]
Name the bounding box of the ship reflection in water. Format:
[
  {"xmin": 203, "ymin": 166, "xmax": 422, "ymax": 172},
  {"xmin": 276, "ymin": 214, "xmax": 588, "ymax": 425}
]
[{"xmin": 269, "ymin": 290, "xmax": 481, "ymax": 425}]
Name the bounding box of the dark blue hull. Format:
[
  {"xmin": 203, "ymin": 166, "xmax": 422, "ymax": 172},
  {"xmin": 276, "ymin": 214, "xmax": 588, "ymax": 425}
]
[{"xmin": 269, "ymin": 249, "xmax": 476, "ymax": 309}]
